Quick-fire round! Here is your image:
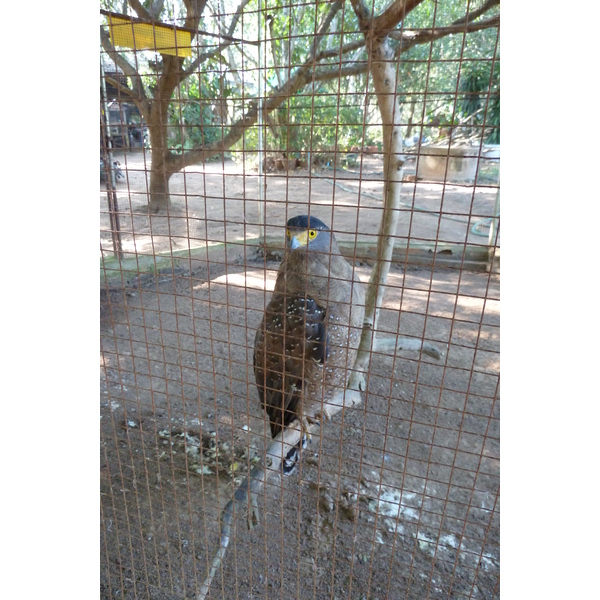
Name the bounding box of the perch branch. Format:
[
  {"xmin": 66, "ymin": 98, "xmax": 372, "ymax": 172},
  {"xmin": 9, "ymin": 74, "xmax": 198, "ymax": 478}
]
[
  {"xmin": 197, "ymin": 334, "xmax": 442, "ymax": 599},
  {"xmin": 197, "ymin": 384, "xmax": 362, "ymax": 600}
]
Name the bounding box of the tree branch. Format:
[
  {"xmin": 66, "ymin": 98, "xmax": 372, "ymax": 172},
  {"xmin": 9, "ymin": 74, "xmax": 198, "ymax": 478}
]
[
  {"xmin": 373, "ymin": 0, "xmax": 425, "ymax": 34},
  {"xmin": 151, "ymin": 0, "xmax": 165, "ymax": 18},
  {"xmin": 182, "ymin": 0, "xmax": 209, "ymax": 35},
  {"xmin": 100, "ymin": 25, "xmax": 139, "ymax": 81},
  {"xmin": 104, "ymin": 73, "xmax": 139, "ymax": 100},
  {"xmin": 311, "ymin": 13, "xmax": 500, "ymax": 82},
  {"xmin": 313, "ymin": 62, "xmax": 369, "ymax": 83},
  {"xmin": 315, "ymin": 37, "xmax": 366, "ymax": 62},
  {"xmin": 308, "ymin": 0, "xmax": 344, "ymax": 61},
  {"xmin": 311, "ymin": 0, "xmax": 500, "ymax": 79},
  {"xmin": 183, "ymin": 0, "xmax": 253, "ymax": 75},
  {"xmin": 453, "ymin": 0, "xmax": 500, "ymax": 26},
  {"xmin": 391, "ymin": 15, "xmax": 500, "ymax": 54},
  {"xmin": 169, "ymin": 0, "xmax": 344, "ymax": 171},
  {"xmin": 129, "ymin": 0, "xmax": 152, "ymax": 21}
]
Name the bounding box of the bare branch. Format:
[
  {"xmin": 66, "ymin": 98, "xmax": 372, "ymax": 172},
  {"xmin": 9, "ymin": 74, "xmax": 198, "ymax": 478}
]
[
  {"xmin": 170, "ymin": 0, "xmax": 344, "ymax": 171},
  {"xmin": 453, "ymin": 0, "xmax": 500, "ymax": 26},
  {"xmin": 151, "ymin": 0, "xmax": 165, "ymax": 18},
  {"xmin": 391, "ymin": 15, "xmax": 500, "ymax": 54},
  {"xmin": 308, "ymin": 0, "xmax": 344, "ymax": 61},
  {"xmin": 196, "ymin": 385, "xmax": 360, "ymax": 600},
  {"xmin": 128, "ymin": 0, "xmax": 152, "ymax": 21},
  {"xmin": 373, "ymin": 0, "xmax": 426, "ymax": 34},
  {"xmin": 183, "ymin": 0, "xmax": 253, "ymax": 75},
  {"xmin": 377, "ymin": 336, "xmax": 444, "ymax": 360}
]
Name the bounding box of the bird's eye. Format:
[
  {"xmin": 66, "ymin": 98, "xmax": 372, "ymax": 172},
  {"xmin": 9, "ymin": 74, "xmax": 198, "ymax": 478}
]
[{"xmin": 308, "ymin": 229, "xmax": 317, "ymax": 240}]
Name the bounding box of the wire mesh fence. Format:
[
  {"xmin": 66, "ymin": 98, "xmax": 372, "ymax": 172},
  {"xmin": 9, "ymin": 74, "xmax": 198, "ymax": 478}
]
[{"xmin": 100, "ymin": 1, "xmax": 500, "ymax": 598}]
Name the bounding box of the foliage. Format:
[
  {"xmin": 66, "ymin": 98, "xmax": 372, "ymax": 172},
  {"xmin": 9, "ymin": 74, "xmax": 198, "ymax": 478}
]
[
  {"xmin": 102, "ymin": 0, "xmax": 500, "ymax": 168},
  {"xmin": 255, "ymin": 0, "xmax": 500, "ymax": 153},
  {"xmin": 262, "ymin": 87, "xmax": 372, "ymax": 153},
  {"xmin": 458, "ymin": 61, "xmax": 500, "ymax": 143},
  {"xmin": 169, "ymin": 68, "xmax": 232, "ymax": 152},
  {"xmin": 230, "ymin": 0, "xmax": 375, "ymax": 157},
  {"xmin": 395, "ymin": 0, "xmax": 500, "ymax": 146}
]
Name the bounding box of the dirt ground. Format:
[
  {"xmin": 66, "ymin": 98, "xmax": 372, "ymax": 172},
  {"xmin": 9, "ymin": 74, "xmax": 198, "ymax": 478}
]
[
  {"xmin": 100, "ymin": 150, "xmax": 499, "ymax": 260},
  {"xmin": 100, "ymin": 152, "xmax": 500, "ymax": 600}
]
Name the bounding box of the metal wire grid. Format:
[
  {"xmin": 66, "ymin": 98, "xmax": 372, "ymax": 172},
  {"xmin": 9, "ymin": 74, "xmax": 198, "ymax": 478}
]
[{"xmin": 100, "ymin": 2, "xmax": 499, "ymax": 599}]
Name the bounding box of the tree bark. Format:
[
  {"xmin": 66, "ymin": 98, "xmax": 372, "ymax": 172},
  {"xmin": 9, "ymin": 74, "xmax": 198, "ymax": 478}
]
[{"xmin": 146, "ymin": 55, "xmax": 184, "ymax": 211}]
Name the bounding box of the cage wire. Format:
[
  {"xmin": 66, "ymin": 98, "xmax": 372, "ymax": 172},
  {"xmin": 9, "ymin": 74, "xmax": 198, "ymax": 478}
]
[{"xmin": 100, "ymin": 1, "xmax": 500, "ymax": 599}]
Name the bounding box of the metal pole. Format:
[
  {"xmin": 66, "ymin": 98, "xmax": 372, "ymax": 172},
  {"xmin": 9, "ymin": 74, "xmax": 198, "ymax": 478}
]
[
  {"xmin": 487, "ymin": 183, "xmax": 500, "ymax": 268},
  {"xmin": 256, "ymin": 1, "xmax": 266, "ymax": 243},
  {"xmin": 100, "ymin": 55, "xmax": 123, "ymax": 260}
]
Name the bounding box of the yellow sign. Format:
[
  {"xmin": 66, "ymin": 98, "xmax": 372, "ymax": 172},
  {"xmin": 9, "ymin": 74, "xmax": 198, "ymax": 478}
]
[{"xmin": 108, "ymin": 15, "xmax": 192, "ymax": 58}]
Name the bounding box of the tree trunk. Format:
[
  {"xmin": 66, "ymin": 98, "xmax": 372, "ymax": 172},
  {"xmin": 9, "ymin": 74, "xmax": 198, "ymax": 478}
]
[
  {"xmin": 147, "ymin": 105, "xmax": 174, "ymax": 213},
  {"xmin": 148, "ymin": 154, "xmax": 172, "ymax": 213},
  {"xmin": 147, "ymin": 55, "xmax": 183, "ymax": 212},
  {"xmin": 348, "ymin": 1, "xmax": 407, "ymax": 388}
]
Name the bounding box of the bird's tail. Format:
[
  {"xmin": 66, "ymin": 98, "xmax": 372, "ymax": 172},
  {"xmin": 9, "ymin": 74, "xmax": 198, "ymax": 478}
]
[{"xmin": 281, "ymin": 433, "xmax": 310, "ymax": 475}]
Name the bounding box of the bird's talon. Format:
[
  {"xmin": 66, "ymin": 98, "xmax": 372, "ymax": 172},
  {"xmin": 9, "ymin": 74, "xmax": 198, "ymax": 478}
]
[{"xmin": 301, "ymin": 417, "xmax": 314, "ymax": 442}]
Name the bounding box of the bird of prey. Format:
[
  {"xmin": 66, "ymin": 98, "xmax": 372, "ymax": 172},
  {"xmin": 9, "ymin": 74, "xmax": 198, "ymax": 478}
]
[{"xmin": 253, "ymin": 215, "xmax": 365, "ymax": 474}]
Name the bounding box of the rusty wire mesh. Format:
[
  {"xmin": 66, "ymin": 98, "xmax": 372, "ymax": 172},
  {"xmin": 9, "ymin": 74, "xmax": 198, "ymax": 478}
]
[{"xmin": 100, "ymin": 2, "xmax": 500, "ymax": 598}]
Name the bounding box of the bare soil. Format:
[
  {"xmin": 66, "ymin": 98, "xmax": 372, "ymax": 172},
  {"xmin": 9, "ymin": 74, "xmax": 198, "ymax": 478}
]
[
  {"xmin": 100, "ymin": 151, "xmax": 499, "ymax": 600},
  {"xmin": 100, "ymin": 150, "xmax": 499, "ymax": 259}
]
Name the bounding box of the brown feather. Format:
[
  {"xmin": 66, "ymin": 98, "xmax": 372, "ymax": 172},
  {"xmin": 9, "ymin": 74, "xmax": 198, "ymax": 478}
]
[{"xmin": 254, "ymin": 227, "xmax": 365, "ymax": 440}]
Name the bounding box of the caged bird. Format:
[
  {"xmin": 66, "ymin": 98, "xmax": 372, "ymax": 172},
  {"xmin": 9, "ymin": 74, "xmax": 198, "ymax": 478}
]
[{"xmin": 253, "ymin": 215, "xmax": 365, "ymax": 474}]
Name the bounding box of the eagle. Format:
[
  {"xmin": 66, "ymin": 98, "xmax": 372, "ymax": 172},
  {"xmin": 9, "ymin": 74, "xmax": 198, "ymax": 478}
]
[{"xmin": 253, "ymin": 215, "xmax": 365, "ymax": 473}]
